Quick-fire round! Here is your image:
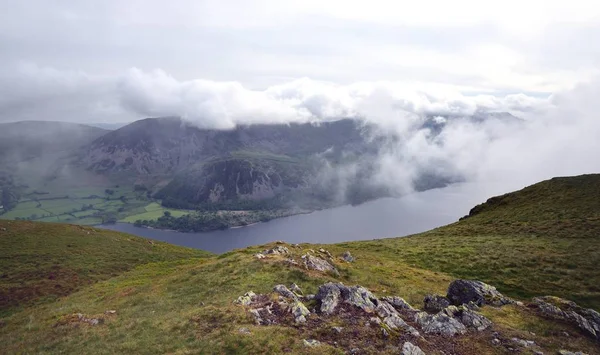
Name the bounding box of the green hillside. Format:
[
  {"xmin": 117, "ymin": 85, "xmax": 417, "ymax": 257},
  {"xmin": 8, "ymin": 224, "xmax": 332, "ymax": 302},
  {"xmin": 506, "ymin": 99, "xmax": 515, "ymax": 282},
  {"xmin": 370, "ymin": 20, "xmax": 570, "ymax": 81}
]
[
  {"xmin": 0, "ymin": 175, "xmax": 599, "ymax": 354},
  {"xmin": 0, "ymin": 220, "xmax": 211, "ymax": 317}
]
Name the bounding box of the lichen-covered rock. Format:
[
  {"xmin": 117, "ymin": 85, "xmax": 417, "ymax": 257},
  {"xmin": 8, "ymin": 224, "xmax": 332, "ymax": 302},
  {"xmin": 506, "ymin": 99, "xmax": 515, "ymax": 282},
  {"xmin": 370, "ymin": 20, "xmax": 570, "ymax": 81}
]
[
  {"xmin": 414, "ymin": 311, "xmax": 467, "ymax": 336},
  {"xmin": 290, "ymin": 283, "xmax": 303, "ymax": 295},
  {"xmin": 303, "ymin": 339, "xmax": 321, "ymax": 347},
  {"xmin": 558, "ymin": 350, "xmax": 589, "ymax": 355},
  {"xmin": 264, "ymin": 246, "xmax": 289, "ymax": 255},
  {"xmin": 316, "ymin": 283, "xmax": 342, "ymax": 315},
  {"xmin": 235, "ymin": 291, "xmax": 256, "ymax": 306},
  {"xmin": 273, "ymin": 285, "xmax": 298, "ymax": 301},
  {"xmin": 533, "ymin": 296, "xmax": 600, "ymax": 341},
  {"xmin": 291, "ymin": 301, "xmax": 310, "ymax": 323},
  {"xmin": 342, "ymin": 251, "xmax": 355, "ymax": 262},
  {"xmin": 382, "ymin": 296, "xmax": 416, "ymax": 311},
  {"xmin": 254, "ymin": 253, "xmax": 266, "ymax": 259},
  {"xmin": 401, "ymin": 341, "xmax": 426, "ymax": 355},
  {"xmin": 459, "ymin": 308, "xmax": 492, "ymax": 331},
  {"xmin": 342, "ymin": 285, "xmax": 377, "ymax": 312},
  {"xmin": 383, "ymin": 314, "xmax": 420, "ymax": 336},
  {"xmin": 423, "ymin": 294, "xmax": 451, "ymax": 313},
  {"xmin": 302, "ymin": 254, "xmax": 339, "ymax": 275},
  {"xmin": 447, "ymin": 280, "xmax": 513, "ymax": 307}
]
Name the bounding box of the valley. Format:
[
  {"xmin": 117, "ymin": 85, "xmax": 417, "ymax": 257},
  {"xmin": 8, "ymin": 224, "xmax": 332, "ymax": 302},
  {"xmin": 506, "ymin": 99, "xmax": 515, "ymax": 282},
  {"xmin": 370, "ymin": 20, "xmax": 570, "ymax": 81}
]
[{"xmin": 1, "ymin": 174, "xmax": 599, "ymax": 354}]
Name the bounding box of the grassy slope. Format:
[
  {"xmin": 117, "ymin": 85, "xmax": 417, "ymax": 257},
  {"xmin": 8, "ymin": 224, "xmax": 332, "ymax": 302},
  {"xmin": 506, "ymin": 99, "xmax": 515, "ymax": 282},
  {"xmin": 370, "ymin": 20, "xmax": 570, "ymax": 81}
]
[
  {"xmin": 0, "ymin": 220, "xmax": 211, "ymax": 317},
  {"xmin": 0, "ymin": 175, "xmax": 599, "ymax": 354}
]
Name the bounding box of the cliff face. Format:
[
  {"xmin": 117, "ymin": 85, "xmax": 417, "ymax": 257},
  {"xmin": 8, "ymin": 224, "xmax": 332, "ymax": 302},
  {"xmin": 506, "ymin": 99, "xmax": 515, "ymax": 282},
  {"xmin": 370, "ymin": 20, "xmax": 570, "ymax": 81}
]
[{"xmin": 155, "ymin": 158, "xmax": 311, "ymax": 204}]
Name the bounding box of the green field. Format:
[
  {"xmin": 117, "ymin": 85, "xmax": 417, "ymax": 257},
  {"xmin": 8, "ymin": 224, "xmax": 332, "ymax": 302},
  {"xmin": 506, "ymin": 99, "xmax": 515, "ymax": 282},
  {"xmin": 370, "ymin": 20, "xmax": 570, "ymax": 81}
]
[
  {"xmin": 0, "ymin": 182, "xmax": 193, "ymax": 226},
  {"xmin": 120, "ymin": 202, "xmax": 190, "ymax": 222}
]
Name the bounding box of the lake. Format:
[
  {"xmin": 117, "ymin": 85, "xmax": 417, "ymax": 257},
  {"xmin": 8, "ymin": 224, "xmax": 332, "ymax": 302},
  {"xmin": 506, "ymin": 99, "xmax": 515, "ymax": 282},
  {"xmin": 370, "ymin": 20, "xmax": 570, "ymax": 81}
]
[{"xmin": 99, "ymin": 182, "xmax": 508, "ymax": 254}]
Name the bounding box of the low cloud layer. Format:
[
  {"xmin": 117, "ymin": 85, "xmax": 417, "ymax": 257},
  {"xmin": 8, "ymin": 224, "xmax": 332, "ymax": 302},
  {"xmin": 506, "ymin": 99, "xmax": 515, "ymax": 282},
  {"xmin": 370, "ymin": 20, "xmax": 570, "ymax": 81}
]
[{"xmin": 1, "ymin": 64, "xmax": 599, "ymax": 199}]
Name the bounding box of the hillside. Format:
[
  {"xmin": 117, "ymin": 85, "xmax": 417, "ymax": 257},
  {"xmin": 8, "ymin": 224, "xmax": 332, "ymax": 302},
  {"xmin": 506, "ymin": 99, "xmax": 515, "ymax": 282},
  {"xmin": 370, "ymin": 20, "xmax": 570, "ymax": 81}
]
[
  {"xmin": 1, "ymin": 182, "xmax": 599, "ymax": 353},
  {"xmin": 0, "ymin": 220, "xmax": 210, "ymax": 317}
]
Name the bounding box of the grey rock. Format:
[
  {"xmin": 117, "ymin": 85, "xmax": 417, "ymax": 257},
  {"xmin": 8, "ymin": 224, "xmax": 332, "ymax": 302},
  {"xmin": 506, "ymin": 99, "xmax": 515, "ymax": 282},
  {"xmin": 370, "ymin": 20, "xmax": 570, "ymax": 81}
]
[
  {"xmin": 342, "ymin": 251, "xmax": 355, "ymax": 262},
  {"xmin": 303, "ymin": 339, "xmax": 321, "ymax": 347},
  {"xmin": 423, "ymin": 294, "xmax": 451, "ymax": 313},
  {"xmin": 558, "ymin": 351, "xmax": 589, "ymax": 355},
  {"xmin": 401, "ymin": 341, "xmax": 426, "ymax": 355},
  {"xmin": 332, "ymin": 326, "xmax": 344, "ymax": 334},
  {"xmin": 512, "ymin": 338, "xmax": 535, "ymax": 347},
  {"xmin": 382, "ymin": 328, "xmax": 389, "ymax": 338},
  {"xmin": 534, "ymin": 351, "xmax": 544, "ymax": 355},
  {"xmin": 447, "ymin": 280, "xmax": 513, "ymax": 307},
  {"xmin": 290, "ymin": 283, "xmax": 303, "ymax": 295},
  {"xmin": 234, "ymin": 291, "xmax": 256, "ymax": 306},
  {"xmin": 264, "ymin": 246, "xmax": 289, "ymax": 255},
  {"xmin": 491, "ymin": 338, "xmax": 501, "ymax": 346},
  {"xmin": 316, "ymin": 283, "xmax": 342, "ymax": 315},
  {"xmin": 254, "ymin": 253, "xmax": 266, "ymax": 259},
  {"xmin": 303, "ymin": 294, "xmax": 315, "ymax": 301},
  {"xmin": 383, "ymin": 314, "xmax": 420, "ymax": 336},
  {"xmin": 238, "ymin": 327, "xmax": 251, "ymax": 334},
  {"xmin": 370, "ymin": 317, "xmax": 383, "ymax": 326},
  {"xmin": 273, "ymin": 285, "xmax": 298, "ymax": 301},
  {"xmin": 315, "ymin": 282, "xmax": 379, "ymax": 314},
  {"xmin": 249, "ymin": 309, "xmax": 262, "ymax": 324},
  {"xmin": 414, "ymin": 311, "xmax": 467, "ymax": 336},
  {"xmin": 533, "ymin": 296, "xmax": 600, "ymax": 341},
  {"xmin": 459, "ymin": 308, "xmax": 492, "ymax": 331},
  {"xmin": 342, "ymin": 285, "xmax": 377, "ymax": 312},
  {"xmin": 291, "ymin": 301, "xmax": 310, "ymax": 323},
  {"xmin": 381, "ymin": 296, "xmax": 415, "ymax": 311},
  {"xmin": 302, "ymin": 254, "xmax": 339, "ymax": 275}
]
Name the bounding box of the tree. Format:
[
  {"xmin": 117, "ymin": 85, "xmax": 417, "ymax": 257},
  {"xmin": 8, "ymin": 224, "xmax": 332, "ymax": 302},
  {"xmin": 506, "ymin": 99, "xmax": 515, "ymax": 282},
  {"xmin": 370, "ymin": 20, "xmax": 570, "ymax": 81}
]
[{"xmin": 163, "ymin": 211, "xmax": 171, "ymax": 217}]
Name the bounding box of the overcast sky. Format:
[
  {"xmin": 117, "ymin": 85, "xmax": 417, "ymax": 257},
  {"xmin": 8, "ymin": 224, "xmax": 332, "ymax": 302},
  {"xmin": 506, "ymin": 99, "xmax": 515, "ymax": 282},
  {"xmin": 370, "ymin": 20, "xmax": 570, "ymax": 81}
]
[{"xmin": 1, "ymin": 0, "xmax": 599, "ymax": 125}]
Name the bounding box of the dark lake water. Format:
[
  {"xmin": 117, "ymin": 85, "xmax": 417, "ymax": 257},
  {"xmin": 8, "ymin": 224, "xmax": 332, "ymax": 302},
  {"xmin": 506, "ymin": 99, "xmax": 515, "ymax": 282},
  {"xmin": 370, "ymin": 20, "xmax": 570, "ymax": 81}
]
[{"xmin": 98, "ymin": 182, "xmax": 508, "ymax": 254}]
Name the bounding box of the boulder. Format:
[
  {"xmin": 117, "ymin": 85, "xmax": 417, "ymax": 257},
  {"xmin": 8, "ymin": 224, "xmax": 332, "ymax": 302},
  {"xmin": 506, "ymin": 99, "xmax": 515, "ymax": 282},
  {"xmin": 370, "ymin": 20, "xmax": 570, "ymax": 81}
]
[
  {"xmin": 273, "ymin": 285, "xmax": 298, "ymax": 301},
  {"xmin": 402, "ymin": 342, "xmax": 426, "ymax": 355},
  {"xmin": 342, "ymin": 251, "xmax": 355, "ymax": 262},
  {"xmin": 316, "ymin": 283, "xmax": 342, "ymax": 315},
  {"xmin": 342, "ymin": 285, "xmax": 377, "ymax": 312},
  {"xmin": 414, "ymin": 311, "xmax": 467, "ymax": 336},
  {"xmin": 302, "ymin": 254, "xmax": 339, "ymax": 275},
  {"xmin": 423, "ymin": 294, "xmax": 451, "ymax": 313},
  {"xmin": 533, "ymin": 296, "xmax": 600, "ymax": 341},
  {"xmin": 381, "ymin": 296, "xmax": 416, "ymax": 311},
  {"xmin": 254, "ymin": 253, "xmax": 266, "ymax": 259},
  {"xmin": 558, "ymin": 351, "xmax": 589, "ymax": 355},
  {"xmin": 447, "ymin": 280, "xmax": 513, "ymax": 307},
  {"xmin": 291, "ymin": 301, "xmax": 310, "ymax": 323}
]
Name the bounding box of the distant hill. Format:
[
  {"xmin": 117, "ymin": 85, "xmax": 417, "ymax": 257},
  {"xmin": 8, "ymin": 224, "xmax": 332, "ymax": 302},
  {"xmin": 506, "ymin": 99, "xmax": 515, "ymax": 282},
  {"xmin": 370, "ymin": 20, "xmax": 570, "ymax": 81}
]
[
  {"xmin": 1, "ymin": 174, "xmax": 599, "ymax": 354},
  {"xmin": 0, "ymin": 121, "xmax": 108, "ymax": 165}
]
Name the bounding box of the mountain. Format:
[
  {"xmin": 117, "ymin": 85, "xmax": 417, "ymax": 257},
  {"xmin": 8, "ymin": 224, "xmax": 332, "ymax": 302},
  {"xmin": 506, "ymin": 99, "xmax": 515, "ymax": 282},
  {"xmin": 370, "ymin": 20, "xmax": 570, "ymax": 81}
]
[
  {"xmin": 78, "ymin": 117, "xmax": 397, "ymax": 207},
  {"xmin": 0, "ymin": 121, "xmax": 108, "ymax": 166},
  {"xmin": 1, "ymin": 174, "xmax": 599, "ymax": 354},
  {"xmin": 0, "ymin": 121, "xmax": 109, "ymax": 212}
]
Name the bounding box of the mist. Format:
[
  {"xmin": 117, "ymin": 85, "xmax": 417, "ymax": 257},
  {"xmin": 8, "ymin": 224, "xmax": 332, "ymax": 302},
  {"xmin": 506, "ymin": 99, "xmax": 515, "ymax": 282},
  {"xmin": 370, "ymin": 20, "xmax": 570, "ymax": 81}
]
[{"xmin": 1, "ymin": 63, "xmax": 599, "ymax": 200}]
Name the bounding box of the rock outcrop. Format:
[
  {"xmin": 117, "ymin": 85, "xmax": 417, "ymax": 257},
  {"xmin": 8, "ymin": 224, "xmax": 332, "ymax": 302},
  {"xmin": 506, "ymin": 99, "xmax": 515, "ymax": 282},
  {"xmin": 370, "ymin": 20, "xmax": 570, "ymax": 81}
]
[
  {"xmin": 447, "ymin": 280, "xmax": 513, "ymax": 307},
  {"xmin": 533, "ymin": 296, "xmax": 600, "ymax": 341},
  {"xmin": 402, "ymin": 341, "xmax": 426, "ymax": 355},
  {"xmin": 414, "ymin": 312, "xmax": 467, "ymax": 336},
  {"xmin": 423, "ymin": 294, "xmax": 451, "ymax": 313},
  {"xmin": 302, "ymin": 254, "xmax": 339, "ymax": 275}
]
